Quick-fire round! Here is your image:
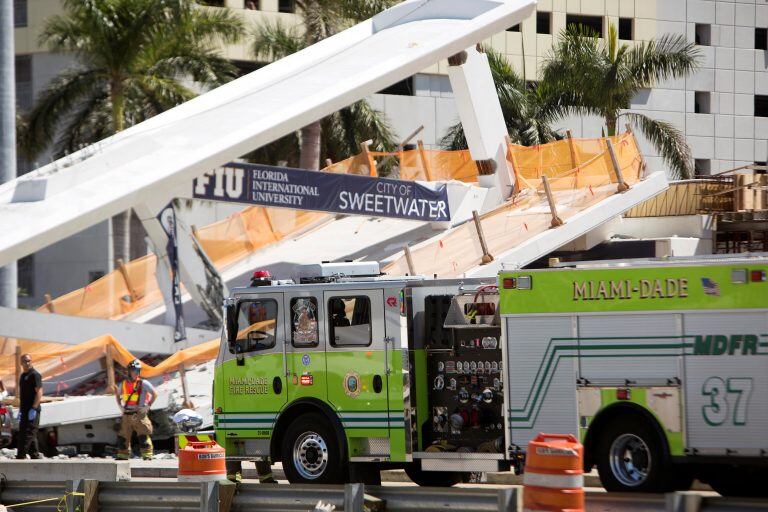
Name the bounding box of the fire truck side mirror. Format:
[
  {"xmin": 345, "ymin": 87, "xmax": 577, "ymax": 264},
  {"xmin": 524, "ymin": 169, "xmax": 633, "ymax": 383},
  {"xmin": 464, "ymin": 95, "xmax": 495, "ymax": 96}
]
[{"xmin": 224, "ymin": 303, "xmax": 238, "ymax": 345}]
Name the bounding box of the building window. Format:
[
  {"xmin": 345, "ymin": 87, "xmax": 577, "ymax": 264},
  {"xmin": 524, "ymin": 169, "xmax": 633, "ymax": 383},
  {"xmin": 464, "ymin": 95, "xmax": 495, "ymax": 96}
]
[
  {"xmin": 328, "ymin": 296, "xmax": 371, "ymax": 347},
  {"xmin": 278, "ymin": 0, "xmax": 295, "ymax": 13},
  {"xmin": 14, "ymin": 0, "xmax": 27, "ymax": 28},
  {"xmin": 245, "ymin": 0, "xmax": 260, "ymax": 9},
  {"xmin": 17, "ymin": 255, "xmax": 34, "ymax": 298},
  {"xmin": 566, "ymin": 14, "xmax": 603, "ymax": 37},
  {"xmin": 695, "ymin": 24, "xmax": 711, "ymax": 46},
  {"xmin": 755, "ymin": 95, "xmax": 768, "ymax": 117},
  {"xmin": 15, "ymin": 56, "xmax": 32, "ymax": 111},
  {"xmin": 756, "ymin": 28, "xmax": 768, "ymax": 51},
  {"xmin": 694, "ymin": 159, "xmax": 711, "ymax": 175},
  {"xmin": 694, "ymin": 91, "xmax": 711, "ymax": 114},
  {"xmin": 378, "ymin": 76, "xmax": 414, "ymax": 96},
  {"xmin": 536, "ymin": 12, "xmax": 551, "ymax": 35},
  {"xmin": 618, "ymin": 18, "xmax": 633, "ymax": 40},
  {"xmin": 507, "ymin": 23, "xmax": 521, "ymax": 32}
]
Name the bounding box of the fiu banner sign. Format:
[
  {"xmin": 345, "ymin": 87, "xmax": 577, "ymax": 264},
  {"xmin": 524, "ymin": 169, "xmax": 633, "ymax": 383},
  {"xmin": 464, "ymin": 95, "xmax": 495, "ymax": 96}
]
[{"xmin": 192, "ymin": 163, "xmax": 451, "ymax": 222}]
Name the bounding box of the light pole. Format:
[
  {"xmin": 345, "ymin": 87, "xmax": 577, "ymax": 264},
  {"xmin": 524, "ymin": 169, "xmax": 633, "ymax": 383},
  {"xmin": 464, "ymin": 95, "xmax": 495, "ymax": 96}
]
[{"xmin": 0, "ymin": 0, "xmax": 18, "ymax": 308}]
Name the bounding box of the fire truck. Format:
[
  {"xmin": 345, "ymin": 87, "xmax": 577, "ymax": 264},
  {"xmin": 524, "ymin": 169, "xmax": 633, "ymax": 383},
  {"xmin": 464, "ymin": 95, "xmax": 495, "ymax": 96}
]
[{"xmin": 213, "ymin": 256, "xmax": 768, "ymax": 495}]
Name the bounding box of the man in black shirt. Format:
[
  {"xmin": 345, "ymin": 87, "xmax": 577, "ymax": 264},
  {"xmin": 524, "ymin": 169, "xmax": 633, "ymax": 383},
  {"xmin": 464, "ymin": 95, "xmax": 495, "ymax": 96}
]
[{"xmin": 16, "ymin": 354, "xmax": 42, "ymax": 459}]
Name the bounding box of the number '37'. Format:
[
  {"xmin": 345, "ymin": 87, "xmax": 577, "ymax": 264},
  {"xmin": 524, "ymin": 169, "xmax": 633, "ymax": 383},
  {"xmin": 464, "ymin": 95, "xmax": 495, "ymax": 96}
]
[{"xmin": 701, "ymin": 377, "xmax": 753, "ymax": 426}]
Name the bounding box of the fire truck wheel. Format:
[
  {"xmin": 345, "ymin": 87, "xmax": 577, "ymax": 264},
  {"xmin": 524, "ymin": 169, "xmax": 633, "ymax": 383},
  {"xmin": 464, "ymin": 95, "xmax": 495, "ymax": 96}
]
[
  {"xmin": 596, "ymin": 416, "xmax": 672, "ymax": 492},
  {"xmin": 281, "ymin": 413, "xmax": 345, "ymax": 484},
  {"xmin": 404, "ymin": 463, "xmax": 464, "ymax": 487}
]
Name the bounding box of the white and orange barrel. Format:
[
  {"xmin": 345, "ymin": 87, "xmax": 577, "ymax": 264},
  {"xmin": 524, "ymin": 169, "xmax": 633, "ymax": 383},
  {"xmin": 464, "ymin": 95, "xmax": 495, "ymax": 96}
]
[
  {"xmin": 177, "ymin": 439, "xmax": 227, "ymax": 482},
  {"xmin": 523, "ymin": 433, "xmax": 585, "ymax": 512}
]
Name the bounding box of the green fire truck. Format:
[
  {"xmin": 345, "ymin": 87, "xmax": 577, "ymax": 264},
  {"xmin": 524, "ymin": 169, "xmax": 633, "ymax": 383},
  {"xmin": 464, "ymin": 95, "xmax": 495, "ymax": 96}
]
[{"xmin": 213, "ymin": 256, "xmax": 768, "ymax": 495}]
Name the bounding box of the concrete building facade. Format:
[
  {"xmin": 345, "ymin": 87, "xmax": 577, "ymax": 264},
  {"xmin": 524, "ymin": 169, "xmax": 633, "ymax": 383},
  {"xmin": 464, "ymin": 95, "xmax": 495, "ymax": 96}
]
[{"xmin": 11, "ymin": 0, "xmax": 768, "ymax": 306}]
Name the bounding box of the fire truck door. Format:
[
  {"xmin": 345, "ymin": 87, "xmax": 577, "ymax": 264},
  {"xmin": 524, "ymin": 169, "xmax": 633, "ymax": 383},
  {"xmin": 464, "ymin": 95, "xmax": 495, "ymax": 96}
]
[
  {"xmin": 219, "ymin": 293, "xmax": 287, "ymax": 436},
  {"xmin": 283, "ymin": 291, "xmax": 328, "ymax": 404},
  {"xmin": 323, "ymin": 289, "xmax": 392, "ymax": 449}
]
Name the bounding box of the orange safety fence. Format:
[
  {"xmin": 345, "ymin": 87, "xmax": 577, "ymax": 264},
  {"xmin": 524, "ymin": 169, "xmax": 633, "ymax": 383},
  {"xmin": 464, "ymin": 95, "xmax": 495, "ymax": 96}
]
[
  {"xmin": 323, "ymin": 153, "xmax": 375, "ymax": 176},
  {"xmin": 371, "ymin": 149, "xmax": 479, "ymax": 183},
  {"xmin": 37, "ymin": 254, "xmax": 164, "ymax": 320},
  {"xmin": 0, "ymin": 318, "xmax": 281, "ymax": 390},
  {"xmin": 195, "ymin": 206, "xmax": 327, "ymax": 271},
  {"xmin": 34, "ymin": 206, "xmax": 328, "ymax": 320},
  {"xmin": 383, "ymin": 132, "xmax": 644, "ymax": 278},
  {"xmin": 0, "ymin": 335, "xmax": 220, "ymax": 387},
  {"xmin": 325, "ymin": 148, "xmax": 479, "ymax": 182}
]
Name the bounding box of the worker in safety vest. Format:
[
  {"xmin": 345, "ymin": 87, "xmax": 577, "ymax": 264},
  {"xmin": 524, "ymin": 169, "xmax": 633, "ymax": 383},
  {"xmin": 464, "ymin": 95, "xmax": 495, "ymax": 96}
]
[{"xmin": 115, "ymin": 359, "xmax": 158, "ymax": 460}]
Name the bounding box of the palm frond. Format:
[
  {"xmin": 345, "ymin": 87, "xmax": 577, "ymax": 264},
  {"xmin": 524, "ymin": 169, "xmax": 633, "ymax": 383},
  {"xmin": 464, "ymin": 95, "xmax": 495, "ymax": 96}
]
[
  {"xmin": 54, "ymin": 90, "xmax": 112, "ymax": 157},
  {"xmin": 252, "ymin": 20, "xmax": 305, "ymax": 61},
  {"xmin": 322, "ymin": 100, "xmax": 396, "ymax": 161},
  {"xmin": 622, "ymin": 112, "xmax": 693, "ymax": 179},
  {"xmin": 125, "ymin": 74, "xmax": 197, "ymax": 121},
  {"xmin": 19, "ymin": 68, "xmax": 105, "ymax": 159},
  {"xmin": 178, "ymin": 5, "xmax": 244, "ymax": 47},
  {"xmin": 338, "ymin": 0, "xmax": 396, "ymax": 22},
  {"xmin": 300, "ymin": 0, "xmax": 346, "ymax": 43},
  {"xmin": 26, "ymin": 0, "xmax": 244, "ymax": 158},
  {"xmin": 244, "ymin": 132, "xmax": 301, "ymax": 167},
  {"xmin": 439, "ymin": 121, "xmax": 468, "ymax": 151},
  {"xmin": 146, "ymin": 51, "xmax": 238, "ymax": 86},
  {"xmin": 626, "ymin": 33, "xmax": 701, "ymax": 87}
]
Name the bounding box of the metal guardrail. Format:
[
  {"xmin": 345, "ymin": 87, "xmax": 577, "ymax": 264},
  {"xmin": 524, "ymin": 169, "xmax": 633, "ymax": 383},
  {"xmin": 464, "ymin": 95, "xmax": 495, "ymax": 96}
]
[
  {"xmin": 2, "ymin": 480, "xmax": 767, "ymax": 512},
  {"xmin": 0, "ymin": 482, "xmax": 65, "ymax": 512},
  {"xmin": 98, "ymin": 480, "xmax": 203, "ymax": 512}
]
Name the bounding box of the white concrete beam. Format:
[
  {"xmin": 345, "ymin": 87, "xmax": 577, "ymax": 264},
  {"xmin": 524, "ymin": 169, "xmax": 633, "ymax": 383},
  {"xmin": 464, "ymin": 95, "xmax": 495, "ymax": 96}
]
[
  {"xmin": 466, "ymin": 172, "xmax": 670, "ymax": 275},
  {"xmin": 134, "ymin": 200, "xmax": 228, "ymax": 329},
  {"xmin": 0, "ymin": 0, "xmax": 537, "ymax": 268},
  {"xmin": 0, "ymin": 307, "xmax": 215, "ymax": 353},
  {"xmin": 447, "ymin": 45, "xmax": 515, "ymax": 202}
]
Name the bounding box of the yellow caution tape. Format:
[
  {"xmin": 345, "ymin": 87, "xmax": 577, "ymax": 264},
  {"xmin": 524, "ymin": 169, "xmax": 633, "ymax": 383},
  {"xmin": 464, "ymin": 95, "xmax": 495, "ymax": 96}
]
[{"xmin": 6, "ymin": 491, "xmax": 85, "ymax": 512}]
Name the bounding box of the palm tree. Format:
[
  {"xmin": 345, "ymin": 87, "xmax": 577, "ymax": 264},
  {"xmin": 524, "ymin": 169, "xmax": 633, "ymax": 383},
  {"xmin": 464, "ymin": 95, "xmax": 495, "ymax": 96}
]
[
  {"xmin": 20, "ymin": 0, "xmax": 244, "ymax": 263},
  {"xmin": 441, "ymin": 47, "xmax": 562, "ymax": 150},
  {"xmin": 252, "ymin": 0, "xmax": 397, "ymax": 170},
  {"xmin": 541, "ymin": 23, "xmax": 701, "ymax": 178}
]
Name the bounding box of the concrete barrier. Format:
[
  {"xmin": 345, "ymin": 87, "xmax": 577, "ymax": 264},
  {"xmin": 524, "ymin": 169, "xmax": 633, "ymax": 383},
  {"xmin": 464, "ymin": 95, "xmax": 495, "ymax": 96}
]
[{"xmin": 0, "ymin": 460, "xmax": 130, "ymax": 481}]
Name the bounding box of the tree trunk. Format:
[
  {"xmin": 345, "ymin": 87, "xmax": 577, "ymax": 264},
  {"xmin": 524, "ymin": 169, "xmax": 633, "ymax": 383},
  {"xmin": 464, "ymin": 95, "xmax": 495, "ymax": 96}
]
[
  {"xmin": 111, "ymin": 210, "xmax": 131, "ymax": 266},
  {"xmin": 299, "ymin": 121, "xmax": 322, "ymax": 170},
  {"xmin": 109, "ymin": 80, "xmax": 131, "ymax": 265},
  {"xmin": 606, "ymin": 114, "xmax": 617, "ymax": 137},
  {"xmin": 129, "ymin": 210, "xmax": 148, "ymax": 260}
]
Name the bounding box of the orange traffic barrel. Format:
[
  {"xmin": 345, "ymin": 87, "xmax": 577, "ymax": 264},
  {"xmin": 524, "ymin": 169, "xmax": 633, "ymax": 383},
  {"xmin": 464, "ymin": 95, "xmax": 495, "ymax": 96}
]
[
  {"xmin": 523, "ymin": 433, "xmax": 584, "ymax": 512},
  {"xmin": 177, "ymin": 439, "xmax": 227, "ymax": 482}
]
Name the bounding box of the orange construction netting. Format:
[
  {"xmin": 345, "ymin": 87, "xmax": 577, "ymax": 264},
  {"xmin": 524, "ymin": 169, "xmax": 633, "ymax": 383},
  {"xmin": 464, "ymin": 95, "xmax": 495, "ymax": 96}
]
[
  {"xmin": 34, "ymin": 206, "xmax": 328, "ymax": 320},
  {"xmin": 0, "ymin": 335, "xmax": 220, "ymax": 385},
  {"xmin": 2, "ymin": 131, "xmax": 646, "ymax": 391},
  {"xmin": 383, "ymin": 132, "xmax": 645, "ymax": 277}
]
